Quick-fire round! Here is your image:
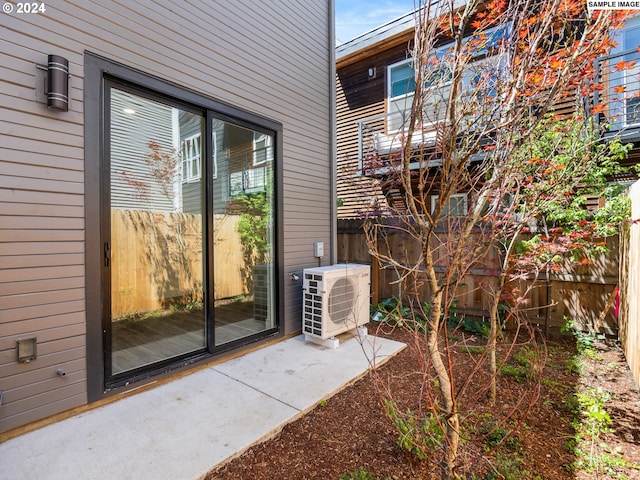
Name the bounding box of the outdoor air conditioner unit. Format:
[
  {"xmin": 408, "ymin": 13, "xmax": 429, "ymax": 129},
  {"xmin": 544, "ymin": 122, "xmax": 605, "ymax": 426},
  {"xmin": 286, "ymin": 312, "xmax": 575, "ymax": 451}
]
[{"xmin": 302, "ymin": 263, "xmax": 371, "ymax": 348}]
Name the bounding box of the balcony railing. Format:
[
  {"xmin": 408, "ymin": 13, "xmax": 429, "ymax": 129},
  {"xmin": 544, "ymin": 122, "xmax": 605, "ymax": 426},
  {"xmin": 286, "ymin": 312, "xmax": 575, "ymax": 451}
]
[
  {"xmin": 595, "ymin": 47, "xmax": 640, "ymax": 136},
  {"xmin": 357, "ymin": 49, "xmax": 640, "ymax": 177},
  {"xmin": 356, "ymin": 110, "xmax": 442, "ymax": 176}
]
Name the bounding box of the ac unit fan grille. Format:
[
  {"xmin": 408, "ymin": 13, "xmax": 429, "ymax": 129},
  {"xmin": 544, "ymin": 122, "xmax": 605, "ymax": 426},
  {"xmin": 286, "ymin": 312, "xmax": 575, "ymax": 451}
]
[{"xmin": 328, "ymin": 277, "xmax": 356, "ymax": 325}]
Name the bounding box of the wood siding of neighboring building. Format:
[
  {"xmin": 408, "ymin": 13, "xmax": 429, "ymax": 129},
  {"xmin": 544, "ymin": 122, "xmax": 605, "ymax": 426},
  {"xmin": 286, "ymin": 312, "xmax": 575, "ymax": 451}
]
[
  {"xmin": 0, "ymin": 0, "xmax": 333, "ymax": 433},
  {"xmin": 336, "ymin": 36, "xmax": 413, "ymax": 219},
  {"xmin": 335, "ymin": 26, "xmax": 633, "ymax": 220}
]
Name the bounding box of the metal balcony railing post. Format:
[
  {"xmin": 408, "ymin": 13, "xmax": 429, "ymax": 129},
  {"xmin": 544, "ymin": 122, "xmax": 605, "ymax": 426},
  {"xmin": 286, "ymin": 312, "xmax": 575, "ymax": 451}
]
[{"xmin": 357, "ymin": 119, "xmax": 364, "ymax": 174}]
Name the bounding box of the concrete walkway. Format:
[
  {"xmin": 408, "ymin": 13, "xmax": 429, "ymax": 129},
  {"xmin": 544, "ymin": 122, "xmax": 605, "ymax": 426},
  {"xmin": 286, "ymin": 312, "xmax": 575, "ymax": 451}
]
[{"xmin": 0, "ymin": 333, "xmax": 405, "ymax": 480}]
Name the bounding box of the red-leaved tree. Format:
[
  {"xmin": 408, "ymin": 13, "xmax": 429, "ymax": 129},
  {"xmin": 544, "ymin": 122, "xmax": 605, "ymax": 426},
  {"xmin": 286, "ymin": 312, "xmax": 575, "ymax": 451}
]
[{"xmin": 361, "ymin": 1, "xmax": 633, "ymax": 478}]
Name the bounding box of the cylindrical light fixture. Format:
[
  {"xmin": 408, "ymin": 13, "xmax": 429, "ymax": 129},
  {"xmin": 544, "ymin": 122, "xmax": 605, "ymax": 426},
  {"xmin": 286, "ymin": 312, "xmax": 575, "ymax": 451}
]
[{"xmin": 47, "ymin": 55, "xmax": 69, "ymax": 111}]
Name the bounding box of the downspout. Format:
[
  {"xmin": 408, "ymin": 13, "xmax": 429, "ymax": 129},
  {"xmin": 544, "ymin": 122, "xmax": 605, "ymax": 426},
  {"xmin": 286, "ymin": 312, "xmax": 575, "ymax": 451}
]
[{"xmin": 329, "ymin": 0, "xmax": 338, "ymax": 265}]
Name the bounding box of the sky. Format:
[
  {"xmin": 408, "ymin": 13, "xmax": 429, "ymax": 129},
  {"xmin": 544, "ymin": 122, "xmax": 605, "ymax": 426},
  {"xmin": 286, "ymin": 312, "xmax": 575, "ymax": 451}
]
[{"xmin": 335, "ymin": 0, "xmax": 418, "ymax": 44}]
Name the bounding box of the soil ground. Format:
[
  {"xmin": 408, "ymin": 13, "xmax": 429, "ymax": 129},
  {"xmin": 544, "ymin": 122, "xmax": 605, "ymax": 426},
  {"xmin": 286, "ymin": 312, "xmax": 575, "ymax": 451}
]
[{"xmin": 205, "ymin": 325, "xmax": 640, "ymax": 480}]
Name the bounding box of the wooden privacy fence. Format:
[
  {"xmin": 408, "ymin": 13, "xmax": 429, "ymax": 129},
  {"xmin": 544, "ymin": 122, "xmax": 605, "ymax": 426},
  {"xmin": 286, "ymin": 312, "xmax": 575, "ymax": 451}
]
[
  {"xmin": 111, "ymin": 210, "xmax": 247, "ymax": 318},
  {"xmin": 619, "ymin": 181, "xmax": 640, "ymax": 388},
  {"xmin": 337, "ymin": 219, "xmax": 620, "ymax": 335}
]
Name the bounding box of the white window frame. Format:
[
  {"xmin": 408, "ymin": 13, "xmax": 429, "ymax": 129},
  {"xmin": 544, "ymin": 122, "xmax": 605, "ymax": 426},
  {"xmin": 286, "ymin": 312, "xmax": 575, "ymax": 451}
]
[
  {"xmin": 388, "ymin": 58, "xmax": 416, "ymax": 102},
  {"xmin": 386, "ymin": 25, "xmax": 508, "ymax": 133},
  {"xmin": 610, "ymin": 14, "xmax": 640, "ymax": 128},
  {"xmin": 431, "ymin": 193, "xmax": 468, "ymax": 217},
  {"xmin": 387, "ymin": 54, "xmax": 453, "ymax": 132},
  {"xmin": 211, "ymin": 130, "xmax": 218, "ymax": 179},
  {"xmin": 253, "ymin": 132, "xmax": 273, "ymax": 166},
  {"xmin": 181, "ymin": 133, "xmax": 202, "ymax": 182},
  {"xmin": 387, "ymin": 58, "xmax": 417, "ymax": 132}
]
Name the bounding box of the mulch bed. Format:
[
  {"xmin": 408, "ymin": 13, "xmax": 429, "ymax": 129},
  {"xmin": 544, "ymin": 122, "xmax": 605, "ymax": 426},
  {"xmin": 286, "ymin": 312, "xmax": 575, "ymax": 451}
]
[{"xmin": 205, "ymin": 325, "xmax": 640, "ymax": 480}]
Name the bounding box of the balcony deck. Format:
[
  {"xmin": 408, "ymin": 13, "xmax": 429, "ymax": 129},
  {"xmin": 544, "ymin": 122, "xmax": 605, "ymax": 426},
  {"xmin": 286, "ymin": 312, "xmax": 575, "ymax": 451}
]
[{"xmin": 357, "ymin": 110, "xmax": 443, "ymax": 176}]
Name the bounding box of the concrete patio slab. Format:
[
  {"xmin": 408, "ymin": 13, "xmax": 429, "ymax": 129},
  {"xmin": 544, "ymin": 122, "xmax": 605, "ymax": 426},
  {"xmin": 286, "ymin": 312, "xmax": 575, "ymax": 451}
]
[{"xmin": 0, "ymin": 333, "xmax": 405, "ymax": 480}]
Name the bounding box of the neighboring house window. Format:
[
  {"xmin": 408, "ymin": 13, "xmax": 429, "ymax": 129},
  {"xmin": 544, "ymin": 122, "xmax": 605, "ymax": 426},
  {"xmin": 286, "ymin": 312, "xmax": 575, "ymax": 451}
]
[
  {"xmin": 431, "ymin": 193, "xmax": 468, "ymax": 216},
  {"xmin": 388, "ymin": 59, "xmax": 418, "ymax": 131},
  {"xmin": 246, "ymin": 166, "xmax": 267, "ymax": 192},
  {"xmin": 229, "ymin": 170, "xmax": 243, "ymax": 196},
  {"xmin": 609, "ymin": 14, "xmax": 640, "ymax": 128},
  {"xmin": 388, "ymin": 57, "xmax": 451, "ymax": 131},
  {"xmin": 181, "ymin": 133, "xmax": 201, "ymax": 182},
  {"xmin": 229, "ymin": 132, "xmax": 273, "ymax": 196},
  {"xmin": 386, "ymin": 26, "xmax": 508, "ymax": 133},
  {"xmin": 229, "ymin": 167, "xmax": 268, "ymax": 196},
  {"xmin": 253, "ymin": 132, "xmax": 273, "ymax": 166}
]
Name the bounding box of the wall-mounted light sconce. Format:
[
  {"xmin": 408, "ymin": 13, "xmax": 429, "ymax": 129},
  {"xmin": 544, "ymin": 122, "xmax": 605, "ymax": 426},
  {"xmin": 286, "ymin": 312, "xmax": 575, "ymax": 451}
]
[
  {"xmin": 368, "ymin": 67, "xmax": 376, "ymax": 79},
  {"xmin": 47, "ymin": 54, "xmax": 69, "ymax": 111}
]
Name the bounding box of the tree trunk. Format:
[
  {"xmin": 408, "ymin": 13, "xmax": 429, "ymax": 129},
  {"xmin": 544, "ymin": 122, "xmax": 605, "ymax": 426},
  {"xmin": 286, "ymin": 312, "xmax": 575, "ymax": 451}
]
[
  {"xmin": 488, "ymin": 292, "xmax": 500, "ymax": 405},
  {"xmin": 426, "ymin": 289, "xmax": 460, "ymax": 480},
  {"xmin": 444, "ymin": 413, "xmax": 460, "ymax": 480}
]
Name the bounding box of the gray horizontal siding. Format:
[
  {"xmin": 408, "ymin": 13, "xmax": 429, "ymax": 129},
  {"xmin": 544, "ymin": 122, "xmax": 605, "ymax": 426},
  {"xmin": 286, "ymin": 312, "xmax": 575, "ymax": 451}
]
[
  {"xmin": 0, "ymin": 288, "xmax": 84, "ymax": 310},
  {"xmin": 0, "ymin": 312, "xmax": 85, "ymax": 341},
  {"xmin": 1, "ymin": 0, "xmax": 332, "ymax": 432},
  {"xmin": 0, "ymin": 189, "xmax": 84, "ymax": 206}
]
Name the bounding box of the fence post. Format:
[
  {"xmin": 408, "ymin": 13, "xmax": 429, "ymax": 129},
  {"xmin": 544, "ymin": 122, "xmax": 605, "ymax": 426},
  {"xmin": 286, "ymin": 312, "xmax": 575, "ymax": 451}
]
[{"xmin": 371, "ymin": 255, "xmax": 379, "ymax": 307}]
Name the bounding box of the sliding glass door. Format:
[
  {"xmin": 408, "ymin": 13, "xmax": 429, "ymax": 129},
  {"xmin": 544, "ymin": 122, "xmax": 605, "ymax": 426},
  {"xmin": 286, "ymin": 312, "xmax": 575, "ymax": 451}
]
[
  {"xmin": 211, "ymin": 120, "xmax": 276, "ymax": 346},
  {"xmin": 108, "ymin": 88, "xmax": 206, "ymax": 377},
  {"xmin": 103, "ymin": 82, "xmax": 277, "ymax": 386}
]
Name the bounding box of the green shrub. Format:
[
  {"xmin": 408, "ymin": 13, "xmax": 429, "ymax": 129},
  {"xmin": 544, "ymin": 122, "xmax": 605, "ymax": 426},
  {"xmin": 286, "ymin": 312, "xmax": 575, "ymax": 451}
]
[
  {"xmin": 339, "ymin": 468, "xmax": 390, "ymax": 480},
  {"xmin": 485, "ymin": 452, "xmax": 536, "ymax": 480},
  {"xmin": 499, "ymin": 365, "xmax": 528, "ymax": 382},
  {"xmin": 384, "ymin": 400, "xmax": 444, "ymax": 461}
]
